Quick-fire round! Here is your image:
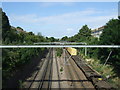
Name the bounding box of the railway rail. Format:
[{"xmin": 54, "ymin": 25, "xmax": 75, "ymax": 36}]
[
  {"xmin": 38, "ymin": 48, "xmax": 53, "ymax": 89},
  {"xmin": 27, "ymin": 48, "xmax": 53, "ymax": 89},
  {"xmin": 65, "ymin": 50, "xmax": 88, "ymax": 89},
  {"xmin": 28, "ymin": 57, "xmax": 45, "ymax": 89},
  {"xmin": 54, "ymin": 49, "xmax": 61, "ymax": 89}
]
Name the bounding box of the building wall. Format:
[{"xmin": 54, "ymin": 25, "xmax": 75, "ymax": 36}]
[{"xmin": 91, "ymin": 26, "xmax": 104, "ymax": 38}]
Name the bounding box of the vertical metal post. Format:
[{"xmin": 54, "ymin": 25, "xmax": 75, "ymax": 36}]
[
  {"xmin": 85, "ymin": 47, "xmax": 87, "ymax": 56},
  {"xmin": 63, "ymin": 48, "xmax": 66, "ymax": 65},
  {"xmin": 85, "ymin": 43, "xmax": 87, "ymax": 56},
  {"xmin": 98, "ymin": 36, "xmax": 100, "ymax": 41}
]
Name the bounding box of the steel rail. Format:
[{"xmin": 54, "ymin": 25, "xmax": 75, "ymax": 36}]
[
  {"xmin": 48, "ymin": 48, "xmax": 53, "ymax": 90},
  {"xmin": 72, "ymin": 55, "xmax": 96, "ymax": 88},
  {"xmin": 54, "ymin": 49, "xmax": 61, "ymax": 89},
  {"xmin": 68, "ymin": 55, "xmax": 87, "ymax": 89},
  {"xmin": 65, "ymin": 50, "xmax": 77, "ymax": 88},
  {"xmin": 28, "ymin": 58, "xmax": 45, "ymax": 89},
  {"xmin": 65, "ymin": 50, "xmax": 86, "ymax": 89},
  {"xmin": 38, "ymin": 49, "xmax": 52, "ymax": 89}
]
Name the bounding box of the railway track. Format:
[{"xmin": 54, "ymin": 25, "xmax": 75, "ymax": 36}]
[
  {"xmin": 71, "ymin": 55, "xmax": 113, "ymax": 89},
  {"xmin": 27, "ymin": 48, "xmax": 53, "ymax": 89},
  {"xmin": 65, "ymin": 50, "xmax": 87, "ymax": 89},
  {"xmin": 28, "ymin": 57, "xmax": 45, "ymax": 89},
  {"xmin": 54, "ymin": 49, "xmax": 61, "ymax": 89},
  {"xmin": 38, "ymin": 48, "xmax": 53, "ymax": 89},
  {"xmin": 65, "ymin": 57, "xmax": 76, "ymax": 88},
  {"xmin": 26, "ymin": 48, "xmax": 96, "ymax": 89},
  {"xmin": 72, "ymin": 55, "xmax": 99, "ymax": 79}
]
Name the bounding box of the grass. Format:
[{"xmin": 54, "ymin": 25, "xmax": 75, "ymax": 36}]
[
  {"xmin": 19, "ymin": 80, "xmax": 24, "ymax": 88},
  {"xmin": 60, "ymin": 67, "xmax": 63, "ymax": 72},
  {"xmin": 82, "ymin": 56, "xmax": 120, "ymax": 89},
  {"xmin": 56, "ymin": 48, "xmax": 63, "ymax": 57}
]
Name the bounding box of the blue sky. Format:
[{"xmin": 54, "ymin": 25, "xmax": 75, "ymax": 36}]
[{"xmin": 2, "ymin": 2, "xmax": 118, "ymax": 38}]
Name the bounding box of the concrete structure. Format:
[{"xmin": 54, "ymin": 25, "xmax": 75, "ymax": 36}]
[{"xmin": 91, "ymin": 26, "xmax": 105, "ymax": 38}]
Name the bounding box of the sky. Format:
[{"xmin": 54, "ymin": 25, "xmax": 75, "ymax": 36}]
[{"xmin": 2, "ymin": 2, "xmax": 118, "ymax": 38}]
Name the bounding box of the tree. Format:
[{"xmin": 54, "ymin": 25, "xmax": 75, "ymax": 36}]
[
  {"xmin": 2, "ymin": 11, "xmax": 11, "ymax": 41},
  {"xmin": 100, "ymin": 19, "xmax": 120, "ymax": 45},
  {"xmin": 49, "ymin": 37, "xmax": 56, "ymax": 42},
  {"xmin": 37, "ymin": 32, "xmax": 42, "ymax": 36},
  {"xmin": 16, "ymin": 27, "xmax": 23, "ymax": 30},
  {"xmin": 67, "ymin": 25, "xmax": 91, "ymax": 42},
  {"xmin": 28, "ymin": 32, "xmax": 34, "ymax": 35},
  {"xmin": 78, "ymin": 25, "xmax": 91, "ymax": 41},
  {"xmin": 61, "ymin": 36, "xmax": 68, "ymax": 41}
]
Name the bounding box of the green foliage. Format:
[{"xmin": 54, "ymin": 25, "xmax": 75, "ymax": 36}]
[
  {"xmin": 78, "ymin": 25, "xmax": 91, "ymax": 40},
  {"xmin": 118, "ymin": 16, "xmax": 120, "ymax": 20},
  {"xmin": 16, "ymin": 27, "xmax": 23, "ymax": 30},
  {"xmin": 2, "ymin": 11, "xmax": 11, "ymax": 41},
  {"xmin": 67, "ymin": 25, "xmax": 92, "ymax": 43},
  {"xmin": 61, "ymin": 36, "xmax": 68, "ymax": 41},
  {"xmin": 100, "ymin": 19, "xmax": 120, "ymax": 45},
  {"xmin": 45, "ymin": 37, "xmax": 59, "ymax": 42},
  {"xmin": 48, "ymin": 37, "xmax": 56, "ymax": 42},
  {"xmin": 56, "ymin": 48, "xmax": 63, "ymax": 57},
  {"xmin": 60, "ymin": 67, "xmax": 63, "ymax": 72}
]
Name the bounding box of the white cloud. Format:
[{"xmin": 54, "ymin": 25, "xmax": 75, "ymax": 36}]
[
  {"xmin": 9, "ymin": 8, "xmax": 117, "ymax": 38},
  {"xmin": 9, "ymin": 9, "xmax": 97, "ymax": 23},
  {"xmin": 67, "ymin": 28, "xmax": 73, "ymax": 31},
  {"xmin": 10, "ymin": 8, "xmax": 117, "ymax": 27}
]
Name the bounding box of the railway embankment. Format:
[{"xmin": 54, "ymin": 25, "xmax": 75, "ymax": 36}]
[
  {"xmin": 81, "ymin": 55, "xmax": 120, "ymax": 89},
  {"xmin": 3, "ymin": 49, "xmax": 48, "ymax": 88}
]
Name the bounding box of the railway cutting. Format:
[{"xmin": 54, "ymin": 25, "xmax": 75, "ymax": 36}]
[{"xmin": 22, "ymin": 48, "xmax": 113, "ymax": 89}]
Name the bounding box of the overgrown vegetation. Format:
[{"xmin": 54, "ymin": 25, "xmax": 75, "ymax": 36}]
[
  {"xmin": 84, "ymin": 57, "xmax": 120, "ymax": 88},
  {"xmin": 56, "ymin": 48, "xmax": 63, "ymax": 57}
]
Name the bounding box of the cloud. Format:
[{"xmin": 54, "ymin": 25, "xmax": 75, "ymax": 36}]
[
  {"xmin": 9, "ymin": 9, "xmax": 97, "ymax": 24},
  {"xmin": 10, "ymin": 8, "xmax": 117, "ymax": 26},
  {"xmin": 38, "ymin": 2, "xmax": 75, "ymax": 8},
  {"xmin": 9, "ymin": 14, "xmax": 38, "ymax": 23},
  {"xmin": 66, "ymin": 28, "xmax": 74, "ymax": 34},
  {"xmin": 118, "ymin": 1, "xmax": 120, "ymax": 16},
  {"xmin": 39, "ymin": 2, "xmax": 57, "ymax": 7},
  {"xmin": 67, "ymin": 28, "xmax": 73, "ymax": 32},
  {"xmin": 9, "ymin": 8, "xmax": 117, "ymax": 38}
]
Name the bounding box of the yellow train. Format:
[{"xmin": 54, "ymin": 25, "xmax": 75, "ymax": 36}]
[{"xmin": 66, "ymin": 47, "xmax": 77, "ymax": 56}]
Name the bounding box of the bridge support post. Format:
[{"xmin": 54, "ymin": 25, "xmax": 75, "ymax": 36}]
[
  {"xmin": 85, "ymin": 47, "xmax": 87, "ymax": 56},
  {"xmin": 63, "ymin": 48, "xmax": 66, "ymax": 65}
]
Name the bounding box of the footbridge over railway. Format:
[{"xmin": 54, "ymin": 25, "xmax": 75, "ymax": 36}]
[{"xmin": 34, "ymin": 42, "xmax": 87, "ymax": 56}]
